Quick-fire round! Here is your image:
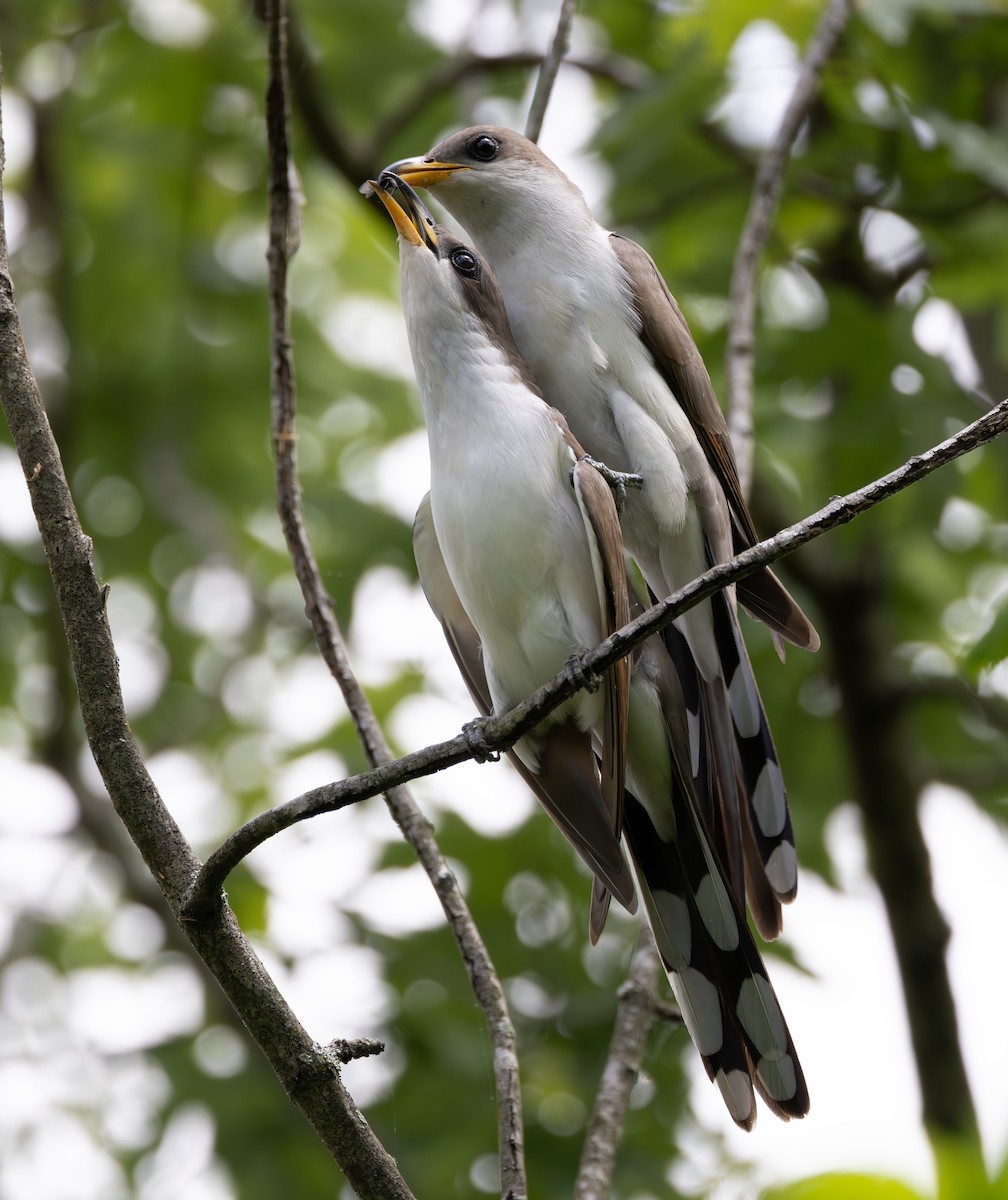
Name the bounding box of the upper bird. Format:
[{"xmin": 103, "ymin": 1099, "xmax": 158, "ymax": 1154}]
[
  {"xmin": 369, "ymin": 175, "xmax": 808, "ymax": 1129},
  {"xmin": 387, "ymin": 127, "xmax": 819, "ymax": 942}
]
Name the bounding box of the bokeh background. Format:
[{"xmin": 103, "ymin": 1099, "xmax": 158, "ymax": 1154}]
[{"xmin": 2, "ymin": 1, "xmax": 1007, "ymax": 1197}]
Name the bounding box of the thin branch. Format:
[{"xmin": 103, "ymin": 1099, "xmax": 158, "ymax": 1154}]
[
  {"xmin": 898, "ymin": 675, "xmax": 1008, "ymax": 734},
  {"xmin": 260, "ymin": 8, "xmax": 528, "ymax": 1196},
  {"xmin": 725, "ymin": 0, "xmax": 854, "ymax": 495},
  {"xmin": 373, "ymin": 51, "xmax": 646, "ymax": 154},
  {"xmin": 525, "ymin": 0, "xmax": 577, "ymax": 143},
  {"xmin": 575, "ymin": 935, "xmax": 665, "ymax": 1200},
  {"xmin": 0, "ymin": 47, "xmax": 414, "ymax": 1200},
  {"xmin": 186, "ymin": 397, "xmax": 1008, "ymax": 899}
]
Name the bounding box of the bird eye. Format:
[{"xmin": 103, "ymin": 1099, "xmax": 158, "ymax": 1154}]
[
  {"xmin": 469, "ymin": 134, "xmax": 499, "ymax": 162},
  {"xmin": 450, "ymin": 248, "xmax": 480, "ymax": 278}
]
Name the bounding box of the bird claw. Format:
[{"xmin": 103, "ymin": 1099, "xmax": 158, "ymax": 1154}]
[
  {"xmin": 564, "ymin": 652, "xmax": 600, "ymax": 694},
  {"xmin": 580, "ymin": 455, "xmax": 644, "ymax": 517},
  {"xmin": 462, "ymin": 717, "xmax": 500, "ymax": 763}
]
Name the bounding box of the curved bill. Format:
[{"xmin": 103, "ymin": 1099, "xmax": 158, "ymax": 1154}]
[
  {"xmin": 369, "ymin": 174, "xmax": 439, "ymax": 252},
  {"xmin": 371, "ymin": 171, "xmax": 439, "ymax": 252},
  {"xmin": 389, "ymin": 156, "xmax": 468, "ymax": 190}
]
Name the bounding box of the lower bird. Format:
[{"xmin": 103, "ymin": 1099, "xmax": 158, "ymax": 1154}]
[{"xmin": 370, "ymin": 175, "xmax": 808, "ymax": 1128}]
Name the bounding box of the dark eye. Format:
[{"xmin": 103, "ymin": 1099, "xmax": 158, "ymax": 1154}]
[
  {"xmin": 468, "ymin": 134, "xmax": 499, "ymax": 162},
  {"xmin": 450, "ymin": 248, "xmax": 480, "ymax": 278}
]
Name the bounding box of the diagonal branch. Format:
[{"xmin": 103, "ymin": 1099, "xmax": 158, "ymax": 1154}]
[
  {"xmin": 0, "ymin": 45, "xmax": 414, "ymax": 1200},
  {"xmin": 525, "ymin": 0, "xmax": 577, "ymax": 143},
  {"xmin": 185, "ymin": 397, "xmax": 1008, "ymax": 900},
  {"xmin": 726, "ymin": 0, "xmax": 854, "ymax": 494},
  {"xmin": 260, "ymin": 6, "xmax": 527, "ymax": 1196}
]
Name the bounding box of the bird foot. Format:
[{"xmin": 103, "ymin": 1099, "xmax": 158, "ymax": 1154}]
[
  {"xmin": 462, "ymin": 717, "xmax": 500, "ymax": 763},
  {"xmin": 564, "ymin": 653, "xmax": 600, "ymax": 694},
  {"xmin": 580, "ymin": 455, "xmax": 643, "ymax": 517}
]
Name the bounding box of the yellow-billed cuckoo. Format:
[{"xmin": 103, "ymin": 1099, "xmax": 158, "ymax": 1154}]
[
  {"xmin": 370, "ymin": 176, "xmax": 808, "ymax": 1128},
  {"xmin": 386, "ymin": 128, "xmax": 819, "ymax": 950}
]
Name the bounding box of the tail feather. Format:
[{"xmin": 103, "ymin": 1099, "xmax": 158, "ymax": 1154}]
[
  {"xmin": 708, "ymin": 587, "xmax": 798, "ymax": 935},
  {"xmin": 624, "ymin": 787, "xmax": 809, "ymax": 1128}
]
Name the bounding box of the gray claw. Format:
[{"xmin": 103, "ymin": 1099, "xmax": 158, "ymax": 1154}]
[
  {"xmin": 564, "ymin": 652, "xmax": 600, "ymax": 694},
  {"xmin": 462, "ymin": 717, "xmax": 500, "ymax": 763},
  {"xmin": 580, "ymin": 455, "xmax": 644, "ymax": 517}
]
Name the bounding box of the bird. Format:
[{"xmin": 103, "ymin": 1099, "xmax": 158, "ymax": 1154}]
[
  {"xmin": 387, "ymin": 127, "xmax": 820, "ymax": 945},
  {"xmin": 370, "ymin": 174, "xmax": 809, "ymax": 1128}
]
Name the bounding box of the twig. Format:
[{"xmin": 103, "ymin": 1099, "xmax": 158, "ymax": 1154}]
[
  {"xmin": 525, "ymin": 0, "xmax": 577, "ymax": 143},
  {"xmin": 259, "ymin": 9, "xmax": 528, "ymax": 1197},
  {"xmin": 897, "ymin": 675, "xmax": 1008, "ymax": 733},
  {"xmin": 0, "ymin": 43, "xmax": 414, "ymax": 1200},
  {"xmin": 373, "ymin": 51, "xmax": 645, "ymax": 154},
  {"xmin": 726, "ymin": 0, "xmax": 854, "ymax": 495},
  {"xmin": 575, "ymin": 935, "xmax": 665, "ymax": 1199},
  {"xmin": 186, "ymin": 396, "xmax": 1008, "ymax": 896}
]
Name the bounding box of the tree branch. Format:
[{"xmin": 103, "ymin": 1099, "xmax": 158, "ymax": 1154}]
[
  {"xmin": 575, "ymin": 935, "xmax": 667, "ymax": 1199},
  {"xmin": 0, "ymin": 46, "xmax": 415, "ymax": 1200},
  {"xmin": 525, "ymin": 0, "xmax": 577, "ymax": 143},
  {"xmin": 186, "ymin": 397, "xmax": 1008, "ymax": 896},
  {"xmin": 373, "ymin": 50, "xmax": 645, "ymax": 155},
  {"xmin": 260, "ymin": 6, "xmax": 527, "ymax": 1195},
  {"xmin": 725, "ymin": 0, "xmax": 854, "ymax": 494},
  {"xmin": 898, "ymin": 674, "xmax": 1008, "ymax": 734}
]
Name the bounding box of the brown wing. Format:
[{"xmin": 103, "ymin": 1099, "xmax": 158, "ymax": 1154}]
[
  {"xmin": 412, "ymin": 493, "xmax": 637, "ymax": 914},
  {"xmin": 610, "ymin": 233, "xmax": 819, "ymax": 653},
  {"xmin": 543, "ymin": 405, "xmax": 634, "ymax": 942}
]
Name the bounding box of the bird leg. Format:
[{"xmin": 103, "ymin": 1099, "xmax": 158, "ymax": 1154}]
[
  {"xmin": 564, "ymin": 651, "xmax": 600, "ymax": 694},
  {"xmin": 577, "ymin": 454, "xmax": 643, "ymax": 517},
  {"xmin": 462, "ymin": 717, "xmax": 501, "ymax": 763}
]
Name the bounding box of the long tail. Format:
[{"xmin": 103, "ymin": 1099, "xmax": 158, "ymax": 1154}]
[
  {"xmin": 624, "ymin": 782, "xmax": 808, "ymax": 1129},
  {"xmin": 622, "ymin": 633, "xmax": 808, "ymax": 1128},
  {"xmin": 657, "ymin": 585, "xmax": 797, "ymax": 941}
]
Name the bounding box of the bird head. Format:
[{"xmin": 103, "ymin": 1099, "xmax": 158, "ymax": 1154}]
[
  {"xmin": 386, "ymin": 126, "xmax": 588, "ymax": 239},
  {"xmin": 370, "ymin": 172, "xmax": 537, "ymax": 388}
]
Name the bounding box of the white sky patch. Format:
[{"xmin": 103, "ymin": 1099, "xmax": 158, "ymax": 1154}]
[
  {"xmin": 711, "ymin": 21, "xmax": 801, "ymax": 151},
  {"xmin": 0, "ymin": 89, "xmax": 36, "ymax": 179},
  {"xmin": 341, "ymin": 429, "xmax": 431, "ymax": 523},
  {"xmin": 760, "ymin": 263, "xmax": 829, "ymax": 330},
  {"xmin": 407, "ymin": 0, "xmax": 480, "ymax": 51},
  {"xmin": 0, "ymin": 1111, "xmax": 128, "ymax": 1200},
  {"xmin": 127, "ymin": 0, "xmax": 213, "ymax": 49},
  {"xmin": 67, "ymin": 961, "xmax": 204, "ymax": 1054},
  {"xmin": 912, "ymin": 298, "xmax": 982, "ymax": 391},
  {"xmin": 259, "ymin": 941, "xmax": 396, "ymax": 1042},
  {"xmin": 19, "ymin": 41, "xmax": 76, "ymax": 104},
  {"xmin": 923, "ymin": 786, "xmax": 1008, "ymax": 1169},
  {"xmin": 104, "ymin": 904, "xmax": 166, "ymax": 963},
  {"xmin": 347, "ymin": 862, "xmax": 466, "ymax": 936},
  {"xmin": 346, "ymin": 564, "xmax": 439, "ymax": 685},
  {"xmin": 222, "ymin": 653, "xmax": 347, "ymax": 746},
  {"xmin": 936, "ymin": 497, "xmax": 989, "ymax": 552},
  {"xmin": 134, "ymin": 1103, "xmax": 234, "ymax": 1200},
  {"xmin": 321, "ymin": 297, "xmax": 415, "ymax": 382},
  {"xmin": 145, "ymin": 749, "xmax": 237, "ymax": 849},
  {"xmin": 169, "ymin": 562, "xmax": 254, "ymax": 641},
  {"xmin": 249, "ymin": 812, "xmax": 378, "ymax": 913},
  {"xmin": 0, "ymin": 444, "xmax": 42, "ymax": 546},
  {"xmin": 0, "ymin": 753, "xmax": 77, "ymax": 835},
  {"xmin": 533, "ymin": 69, "xmax": 615, "ymax": 218},
  {"xmin": 265, "ymin": 655, "xmax": 346, "ymax": 746},
  {"xmin": 860, "ymin": 208, "xmax": 924, "ymax": 274}
]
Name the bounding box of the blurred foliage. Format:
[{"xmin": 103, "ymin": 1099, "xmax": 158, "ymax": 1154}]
[{"xmin": 1, "ymin": 1, "xmax": 1007, "ymax": 1199}]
